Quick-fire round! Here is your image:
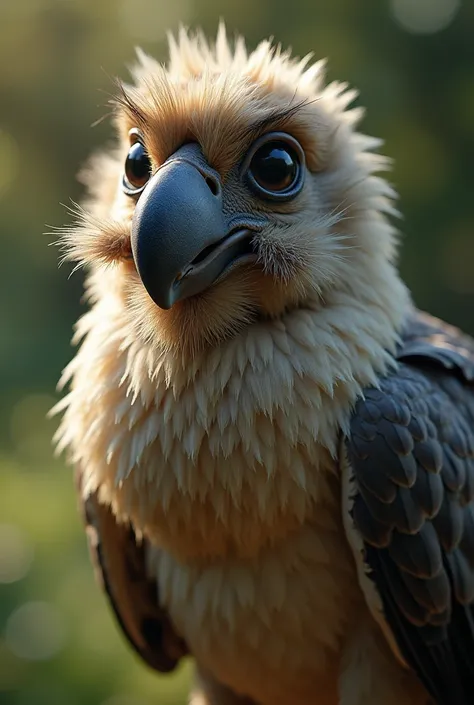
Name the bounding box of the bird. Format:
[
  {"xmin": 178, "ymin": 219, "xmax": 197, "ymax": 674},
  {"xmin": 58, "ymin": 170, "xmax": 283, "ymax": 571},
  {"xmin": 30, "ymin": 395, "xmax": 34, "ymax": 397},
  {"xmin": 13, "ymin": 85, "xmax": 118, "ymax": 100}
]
[{"xmin": 53, "ymin": 24, "xmax": 474, "ymax": 705}]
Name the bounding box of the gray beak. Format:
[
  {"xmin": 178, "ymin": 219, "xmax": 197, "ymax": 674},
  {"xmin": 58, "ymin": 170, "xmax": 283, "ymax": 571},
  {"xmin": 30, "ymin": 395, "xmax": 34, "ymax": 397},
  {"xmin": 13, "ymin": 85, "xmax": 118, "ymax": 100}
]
[{"xmin": 131, "ymin": 143, "xmax": 258, "ymax": 309}]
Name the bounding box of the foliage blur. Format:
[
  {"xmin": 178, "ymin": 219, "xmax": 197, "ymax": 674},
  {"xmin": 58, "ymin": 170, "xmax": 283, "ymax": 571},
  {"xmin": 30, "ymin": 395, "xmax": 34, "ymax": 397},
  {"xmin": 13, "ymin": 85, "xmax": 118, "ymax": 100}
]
[{"xmin": 0, "ymin": 0, "xmax": 473, "ymax": 703}]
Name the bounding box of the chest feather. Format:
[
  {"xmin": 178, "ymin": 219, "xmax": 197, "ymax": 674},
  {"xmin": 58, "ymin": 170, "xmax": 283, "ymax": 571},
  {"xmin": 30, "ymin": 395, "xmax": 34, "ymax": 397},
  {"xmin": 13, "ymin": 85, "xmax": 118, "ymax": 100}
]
[
  {"xmin": 61, "ymin": 305, "xmax": 397, "ymax": 559},
  {"xmin": 148, "ymin": 512, "xmax": 359, "ymax": 705}
]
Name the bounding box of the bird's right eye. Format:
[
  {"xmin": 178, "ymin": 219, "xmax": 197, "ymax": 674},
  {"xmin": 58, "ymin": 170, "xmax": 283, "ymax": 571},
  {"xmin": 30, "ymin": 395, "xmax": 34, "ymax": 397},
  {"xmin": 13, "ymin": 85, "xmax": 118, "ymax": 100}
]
[{"xmin": 123, "ymin": 141, "xmax": 151, "ymax": 196}]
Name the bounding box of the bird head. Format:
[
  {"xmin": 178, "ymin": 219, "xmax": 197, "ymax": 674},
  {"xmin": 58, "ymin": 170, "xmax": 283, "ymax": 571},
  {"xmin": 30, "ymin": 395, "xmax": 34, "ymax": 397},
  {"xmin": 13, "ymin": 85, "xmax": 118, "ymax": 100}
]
[{"xmin": 59, "ymin": 25, "xmax": 403, "ymax": 359}]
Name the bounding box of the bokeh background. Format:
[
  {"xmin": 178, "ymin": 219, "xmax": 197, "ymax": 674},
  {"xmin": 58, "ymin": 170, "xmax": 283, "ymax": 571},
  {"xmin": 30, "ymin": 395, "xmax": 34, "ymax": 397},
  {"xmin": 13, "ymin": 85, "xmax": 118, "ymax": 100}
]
[{"xmin": 1, "ymin": 0, "xmax": 473, "ymax": 703}]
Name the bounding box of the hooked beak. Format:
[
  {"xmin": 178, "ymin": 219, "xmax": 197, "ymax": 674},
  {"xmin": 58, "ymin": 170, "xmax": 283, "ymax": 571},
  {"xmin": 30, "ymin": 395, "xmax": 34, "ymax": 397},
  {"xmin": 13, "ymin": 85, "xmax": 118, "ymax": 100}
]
[{"xmin": 131, "ymin": 143, "xmax": 260, "ymax": 310}]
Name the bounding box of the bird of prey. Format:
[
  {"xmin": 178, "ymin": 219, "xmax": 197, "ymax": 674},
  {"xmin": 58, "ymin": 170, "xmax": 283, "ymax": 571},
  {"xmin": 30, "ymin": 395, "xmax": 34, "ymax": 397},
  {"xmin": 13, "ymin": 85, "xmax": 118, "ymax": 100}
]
[{"xmin": 53, "ymin": 25, "xmax": 474, "ymax": 705}]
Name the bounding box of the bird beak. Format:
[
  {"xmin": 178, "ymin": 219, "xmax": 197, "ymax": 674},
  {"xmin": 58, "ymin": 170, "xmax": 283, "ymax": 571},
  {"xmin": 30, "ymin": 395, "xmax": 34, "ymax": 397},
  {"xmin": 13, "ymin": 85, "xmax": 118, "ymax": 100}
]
[{"xmin": 131, "ymin": 143, "xmax": 259, "ymax": 309}]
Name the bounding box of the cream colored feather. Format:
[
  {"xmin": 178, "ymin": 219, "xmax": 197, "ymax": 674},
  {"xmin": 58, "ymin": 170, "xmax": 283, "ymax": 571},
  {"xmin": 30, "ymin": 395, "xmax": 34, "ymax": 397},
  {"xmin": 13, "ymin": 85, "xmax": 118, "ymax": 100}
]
[{"xmin": 54, "ymin": 25, "xmax": 429, "ymax": 705}]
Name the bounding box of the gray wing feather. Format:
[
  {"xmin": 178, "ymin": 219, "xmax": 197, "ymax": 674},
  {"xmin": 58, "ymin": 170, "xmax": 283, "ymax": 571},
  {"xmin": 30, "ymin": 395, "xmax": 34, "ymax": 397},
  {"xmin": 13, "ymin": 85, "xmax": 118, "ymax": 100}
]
[{"xmin": 345, "ymin": 309, "xmax": 474, "ymax": 705}]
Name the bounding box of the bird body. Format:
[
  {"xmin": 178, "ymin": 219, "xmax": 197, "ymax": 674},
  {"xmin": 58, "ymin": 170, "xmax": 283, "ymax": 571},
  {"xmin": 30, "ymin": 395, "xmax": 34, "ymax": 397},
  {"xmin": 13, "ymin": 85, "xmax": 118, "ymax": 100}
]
[
  {"xmin": 63, "ymin": 281, "xmax": 423, "ymax": 705},
  {"xmin": 54, "ymin": 26, "xmax": 474, "ymax": 705}
]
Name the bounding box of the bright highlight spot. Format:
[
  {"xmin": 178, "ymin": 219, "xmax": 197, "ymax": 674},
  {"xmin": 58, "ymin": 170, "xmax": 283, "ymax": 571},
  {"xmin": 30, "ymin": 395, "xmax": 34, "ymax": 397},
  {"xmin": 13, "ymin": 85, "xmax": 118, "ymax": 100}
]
[
  {"xmin": 0, "ymin": 524, "xmax": 34, "ymax": 583},
  {"xmin": 390, "ymin": 0, "xmax": 461, "ymax": 34},
  {"xmin": 5, "ymin": 601, "xmax": 66, "ymax": 661}
]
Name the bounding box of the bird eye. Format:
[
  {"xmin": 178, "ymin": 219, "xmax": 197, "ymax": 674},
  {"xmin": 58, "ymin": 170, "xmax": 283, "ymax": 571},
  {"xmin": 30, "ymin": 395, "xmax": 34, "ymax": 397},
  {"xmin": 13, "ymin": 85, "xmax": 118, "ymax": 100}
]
[
  {"xmin": 244, "ymin": 132, "xmax": 305, "ymax": 201},
  {"xmin": 123, "ymin": 140, "xmax": 151, "ymax": 195}
]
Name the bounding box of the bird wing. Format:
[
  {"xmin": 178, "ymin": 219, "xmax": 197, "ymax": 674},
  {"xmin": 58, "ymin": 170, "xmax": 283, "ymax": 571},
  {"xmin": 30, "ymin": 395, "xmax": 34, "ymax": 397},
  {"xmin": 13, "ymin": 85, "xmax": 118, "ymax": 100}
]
[
  {"xmin": 75, "ymin": 467, "xmax": 188, "ymax": 672},
  {"xmin": 343, "ymin": 310, "xmax": 474, "ymax": 705}
]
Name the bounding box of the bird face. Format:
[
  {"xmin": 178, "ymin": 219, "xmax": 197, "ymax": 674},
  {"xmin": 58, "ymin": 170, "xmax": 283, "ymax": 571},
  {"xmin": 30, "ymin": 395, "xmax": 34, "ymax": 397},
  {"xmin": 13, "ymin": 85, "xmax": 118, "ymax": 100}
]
[
  {"xmin": 129, "ymin": 131, "xmax": 304, "ymax": 310},
  {"xmin": 61, "ymin": 29, "xmax": 397, "ymax": 357}
]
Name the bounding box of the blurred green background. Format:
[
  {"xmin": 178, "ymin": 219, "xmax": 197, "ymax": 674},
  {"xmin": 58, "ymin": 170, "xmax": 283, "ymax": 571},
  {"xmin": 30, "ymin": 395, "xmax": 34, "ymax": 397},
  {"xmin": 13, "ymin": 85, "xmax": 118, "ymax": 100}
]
[{"xmin": 1, "ymin": 0, "xmax": 473, "ymax": 703}]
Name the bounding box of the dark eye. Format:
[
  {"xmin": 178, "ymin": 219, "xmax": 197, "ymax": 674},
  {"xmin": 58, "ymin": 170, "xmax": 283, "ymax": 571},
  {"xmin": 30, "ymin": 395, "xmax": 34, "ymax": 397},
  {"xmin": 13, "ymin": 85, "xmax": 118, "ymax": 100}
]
[
  {"xmin": 244, "ymin": 132, "xmax": 304, "ymax": 201},
  {"xmin": 123, "ymin": 140, "xmax": 151, "ymax": 195}
]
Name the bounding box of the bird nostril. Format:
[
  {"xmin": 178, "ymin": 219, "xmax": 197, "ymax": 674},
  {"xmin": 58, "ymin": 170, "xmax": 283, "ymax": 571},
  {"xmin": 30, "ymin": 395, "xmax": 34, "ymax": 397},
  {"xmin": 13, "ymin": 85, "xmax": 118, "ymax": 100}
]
[{"xmin": 204, "ymin": 175, "xmax": 220, "ymax": 197}]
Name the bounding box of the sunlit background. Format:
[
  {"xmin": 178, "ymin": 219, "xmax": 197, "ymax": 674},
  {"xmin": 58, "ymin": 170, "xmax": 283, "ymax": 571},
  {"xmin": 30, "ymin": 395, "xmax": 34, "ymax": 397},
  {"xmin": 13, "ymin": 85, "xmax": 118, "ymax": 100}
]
[{"xmin": 1, "ymin": 0, "xmax": 473, "ymax": 703}]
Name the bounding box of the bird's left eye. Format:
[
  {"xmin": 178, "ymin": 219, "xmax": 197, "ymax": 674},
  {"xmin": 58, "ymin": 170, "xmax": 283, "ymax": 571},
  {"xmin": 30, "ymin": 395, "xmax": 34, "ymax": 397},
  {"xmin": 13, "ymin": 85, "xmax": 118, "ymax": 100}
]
[
  {"xmin": 244, "ymin": 132, "xmax": 305, "ymax": 201},
  {"xmin": 123, "ymin": 140, "xmax": 151, "ymax": 196}
]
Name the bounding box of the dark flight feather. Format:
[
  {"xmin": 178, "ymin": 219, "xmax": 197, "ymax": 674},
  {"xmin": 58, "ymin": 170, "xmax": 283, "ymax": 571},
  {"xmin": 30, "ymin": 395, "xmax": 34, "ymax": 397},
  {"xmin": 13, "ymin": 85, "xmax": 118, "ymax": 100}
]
[
  {"xmin": 346, "ymin": 309, "xmax": 474, "ymax": 705},
  {"xmin": 75, "ymin": 468, "xmax": 188, "ymax": 672}
]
